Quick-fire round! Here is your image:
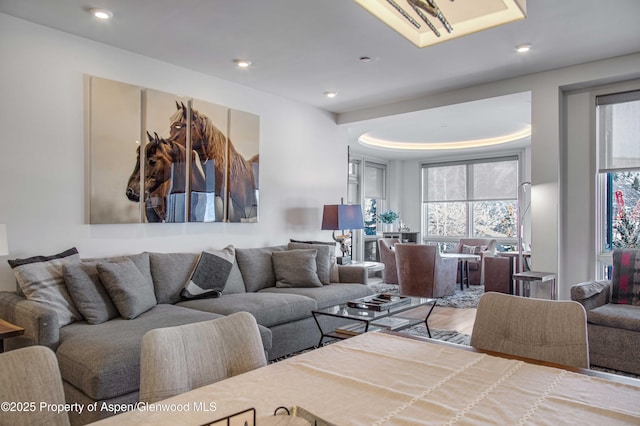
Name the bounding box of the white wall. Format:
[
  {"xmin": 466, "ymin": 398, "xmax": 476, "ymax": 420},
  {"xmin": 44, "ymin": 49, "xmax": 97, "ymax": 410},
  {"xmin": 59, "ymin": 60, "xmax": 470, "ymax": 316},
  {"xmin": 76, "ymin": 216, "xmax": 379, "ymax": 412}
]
[
  {"xmin": 340, "ymin": 52, "xmax": 640, "ymax": 299},
  {"xmin": 0, "ymin": 14, "xmax": 347, "ymax": 291}
]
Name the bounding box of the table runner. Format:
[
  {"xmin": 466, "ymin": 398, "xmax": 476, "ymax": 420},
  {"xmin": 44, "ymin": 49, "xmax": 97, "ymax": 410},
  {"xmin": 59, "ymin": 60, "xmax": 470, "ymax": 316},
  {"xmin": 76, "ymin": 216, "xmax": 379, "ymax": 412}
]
[{"xmin": 91, "ymin": 332, "xmax": 640, "ymax": 425}]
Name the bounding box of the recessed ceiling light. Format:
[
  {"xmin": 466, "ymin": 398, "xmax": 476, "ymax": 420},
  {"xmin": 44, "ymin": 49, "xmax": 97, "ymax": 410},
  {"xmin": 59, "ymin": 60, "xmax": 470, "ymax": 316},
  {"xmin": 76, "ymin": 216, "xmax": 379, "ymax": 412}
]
[
  {"xmin": 90, "ymin": 8, "xmax": 113, "ymax": 20},
  {"xmin": 360, "ymin": 56, "xmax": 372, "ymax": 63},
  {"xmin": 515, "ymin": 43, "xmax": 532, "ymax": 53},
  {"xmin": 324, "ymin": 91, "xmax": 337, "ymax": 98},
  {"xmin": 233, "ymin": 59, "xmax": 252, "ymax": 68}
]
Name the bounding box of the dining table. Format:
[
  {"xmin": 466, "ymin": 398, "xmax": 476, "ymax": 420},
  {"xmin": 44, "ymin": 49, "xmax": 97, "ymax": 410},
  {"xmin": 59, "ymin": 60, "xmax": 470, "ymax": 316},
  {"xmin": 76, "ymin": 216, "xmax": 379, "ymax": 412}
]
[{"xmin": 90, "ymin": 330, "xmax": 640, "ymax": 425}]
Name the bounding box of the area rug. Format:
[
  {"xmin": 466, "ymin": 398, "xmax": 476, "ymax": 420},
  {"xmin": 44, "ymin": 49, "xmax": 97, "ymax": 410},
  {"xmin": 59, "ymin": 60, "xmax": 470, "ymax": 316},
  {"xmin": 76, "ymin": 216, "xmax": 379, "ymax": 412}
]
[
  {"xmin": 369, "ymin": 282, "xmax": 483, "ymax": 309},
  {"xmin": 399, "ymin": 324, "xmax": 471, "ymax": 346}
]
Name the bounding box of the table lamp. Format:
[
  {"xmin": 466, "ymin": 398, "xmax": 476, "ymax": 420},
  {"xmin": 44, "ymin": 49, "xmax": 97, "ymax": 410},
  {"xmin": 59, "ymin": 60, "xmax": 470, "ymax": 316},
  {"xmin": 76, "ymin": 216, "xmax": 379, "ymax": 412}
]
[
  {"xmin": 0, "ymin": 224, "xmax": 8, "ymax": 256},
  {"xmin": 321, "ymin": 203, "xmax": 364, "ymax": 264}
]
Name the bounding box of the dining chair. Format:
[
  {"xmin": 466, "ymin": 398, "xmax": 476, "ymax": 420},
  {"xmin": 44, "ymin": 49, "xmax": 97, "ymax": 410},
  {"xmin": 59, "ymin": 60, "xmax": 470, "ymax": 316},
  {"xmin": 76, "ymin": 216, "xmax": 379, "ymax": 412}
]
[
  {"xmin": 0, "ymin": 346, "xmax": 70, "ymax": 426},
  {"xmin": 471, "ymin": 292, "xmax": 589, "ymax": 369},
  {"xmin": 377, "ymin": 238, "xmax": 400, "ymax": 284},
  {"xmin": 139, "ymin": 312, "xmax": 267, "ymax": 404},
  {"xmin": 395, "ymin": 243, "xmax": 457, "ymax": 298}
]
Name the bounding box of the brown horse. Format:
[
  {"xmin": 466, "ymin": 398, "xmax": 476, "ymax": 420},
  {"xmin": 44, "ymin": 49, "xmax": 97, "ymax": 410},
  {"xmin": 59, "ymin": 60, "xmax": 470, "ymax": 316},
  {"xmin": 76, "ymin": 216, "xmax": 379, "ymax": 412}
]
[
  {"xmin": 126, "ymin": 132, "xmax": 206, "ymax": 222},
  {"xmin": 169, "ymin": 102, "xmax": 258, "ymax": 222}
]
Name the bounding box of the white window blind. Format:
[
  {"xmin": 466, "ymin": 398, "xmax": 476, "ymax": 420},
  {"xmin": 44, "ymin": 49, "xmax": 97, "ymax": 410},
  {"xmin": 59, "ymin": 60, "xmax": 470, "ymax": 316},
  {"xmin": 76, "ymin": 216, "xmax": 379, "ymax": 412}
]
[
  {"xmin": 472, "ymin": 160, "xmax": 518, "ymax": 200},
  {"xmin": 597, "ymin": 90, "xmax": 640, "ymax": 172},
  {"xmin": 365, "ymin": 162, "xmax": 386, "ymax": 199}
]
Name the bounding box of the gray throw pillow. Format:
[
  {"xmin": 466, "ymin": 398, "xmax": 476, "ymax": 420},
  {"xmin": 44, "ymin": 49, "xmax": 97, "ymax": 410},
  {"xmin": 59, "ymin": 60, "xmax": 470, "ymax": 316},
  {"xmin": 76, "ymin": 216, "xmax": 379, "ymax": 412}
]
[
  {"xmin": 181, "ymin": 246, "xmax": 235, "ymax": 299},
  {"xmin": 8, "ymin": 248, "xmax": 82, "ymax": 327},
  {"xmin": 289, "ymin": 239, "xmax": 339, "ymax": 282},
  {"xmin": 98, "ymin": 259, "xmax": 157, "ymax": 319},
  {"xmin": 272, "ymin": 249, "xmax": 323, "ymax": 288},
  {"xmin": 288, "ymin": 242, "xmax": 333, "ymax": 284},
  {"xmin": 63, "ymin": 262, "xmax": 119, "ymax": 325},
  {"xmin": 236, "ymin": 246, "xmax": 287, "ymax": 292}
]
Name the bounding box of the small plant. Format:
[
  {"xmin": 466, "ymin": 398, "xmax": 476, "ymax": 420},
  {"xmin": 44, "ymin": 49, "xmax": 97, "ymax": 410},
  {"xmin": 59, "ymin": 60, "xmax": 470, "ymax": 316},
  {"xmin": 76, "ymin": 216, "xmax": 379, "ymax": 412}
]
[{"xmin": 378, "ymin": 210, "xmax": 399, "ymax": 224}]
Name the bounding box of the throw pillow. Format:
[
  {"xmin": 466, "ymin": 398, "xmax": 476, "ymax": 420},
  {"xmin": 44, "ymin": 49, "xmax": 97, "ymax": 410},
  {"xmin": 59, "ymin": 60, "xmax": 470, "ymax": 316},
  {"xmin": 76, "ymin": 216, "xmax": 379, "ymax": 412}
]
[
  {"xmin": 8, "ymin": 248, "xmax": 82, "ymax": 327},
  {"xmin": 462, "ymin": 244, "xmax": 479, "ymax": 255},
  {"xmin": 181, "ymin": 246, "xmax": 235, "ymax": 299},
  {"xmin": 235, "ymin": 246, "xmax": 287, "ymax": 292},
  {"xmin": 611, "ymin": 249, "xmax": 640, "ymax": 305},
  {"xmin": 97, "ymin": 259, "xmax": 157, "ymax": 319},
  {"xmin": 272, "ymin": 249, "xmax": 323, "ymax": 288},
  {"xmin": 63, "ymin": 262, "xmax": 119, "ymax": 325},
  {"xmin": 287, "ymin": 242, "xmax": 333, "ymax": 284}
]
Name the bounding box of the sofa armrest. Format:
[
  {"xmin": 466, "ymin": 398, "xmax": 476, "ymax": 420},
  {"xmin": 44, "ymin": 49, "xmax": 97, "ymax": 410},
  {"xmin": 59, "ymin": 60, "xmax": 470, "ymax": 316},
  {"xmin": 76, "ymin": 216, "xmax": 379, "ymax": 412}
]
[
  {"xmin": 337, "ymin": 265, "xmax": 368, "ymax": 285},
  {"xmin": 0, "ymin": 291, "xmax": 60, "ymax": 350},
  {"xmin": 570, "ymin": 280, "xmax": 611, "ymax": 312}
]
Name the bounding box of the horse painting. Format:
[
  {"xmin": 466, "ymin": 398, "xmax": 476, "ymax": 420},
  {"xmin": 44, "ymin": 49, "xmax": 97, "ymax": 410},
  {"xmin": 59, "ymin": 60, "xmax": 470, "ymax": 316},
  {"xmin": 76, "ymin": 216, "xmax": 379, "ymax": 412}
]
[
  {"xmin": 126, "ymin": 132, "xmax": 207, "ymax": 222},
  {"xmin": 168, "ymin": 102, "xmax": 258, "ymax": 222}
]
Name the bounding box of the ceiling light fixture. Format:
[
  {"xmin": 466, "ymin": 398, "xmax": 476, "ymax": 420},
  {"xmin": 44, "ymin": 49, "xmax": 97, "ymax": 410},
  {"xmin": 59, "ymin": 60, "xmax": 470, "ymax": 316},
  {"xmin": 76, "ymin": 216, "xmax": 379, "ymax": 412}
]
[
  {"xmin": 358, "ymin": 126, "xmax": 531, "ymax": 150},
  {"xmin": 353, "ymin": 0, "xmax": 526, "ymax": 48},
  {"xmin": 325, "ymin": 91, "xmax": 338, "ymax": 98},
  {"xmin": 514, "ymin": 43, "xmax": 532, "ymax": 53},
  {"xmin": 90, "ymin": 8, "xmax": 113, "ymax": 20},
  {"xmin": 233, "ymin": 59, "xmax": 252, "ymax": 68}
]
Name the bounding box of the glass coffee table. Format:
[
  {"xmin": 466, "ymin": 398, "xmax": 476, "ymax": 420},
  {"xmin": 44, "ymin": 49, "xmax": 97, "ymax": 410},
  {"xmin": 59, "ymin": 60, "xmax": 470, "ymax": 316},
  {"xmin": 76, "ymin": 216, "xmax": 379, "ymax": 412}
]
[{"xmin": 312, "ymin": 295, "xmax": 437, "ymax": 346}]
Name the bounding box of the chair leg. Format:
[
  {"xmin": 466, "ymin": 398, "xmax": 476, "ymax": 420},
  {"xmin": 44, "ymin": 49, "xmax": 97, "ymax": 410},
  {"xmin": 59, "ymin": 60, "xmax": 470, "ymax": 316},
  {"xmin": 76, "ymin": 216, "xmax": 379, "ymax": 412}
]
[{"xmin": 423, "ymin": 299, "xmax": 438, "ymax": 338}]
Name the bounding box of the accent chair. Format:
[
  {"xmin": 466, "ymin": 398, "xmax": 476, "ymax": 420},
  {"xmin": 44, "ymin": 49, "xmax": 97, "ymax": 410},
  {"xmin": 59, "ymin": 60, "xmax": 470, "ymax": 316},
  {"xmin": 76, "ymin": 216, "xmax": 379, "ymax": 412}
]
[
  {"xmin": 471, "ymin": 292, "xmax": 589, "ymax": 369},
  {"xmin": 377, "ymin": 238, "xmax": 400, "ymax": 284},
  {"xmin": 395, "ymin": 243, "xmax": 457, "ymax": 298},
  {"xmin": 139, "ymin": 311, "xmax": 267, "ymax": 404},
  {"xmin": 0, "ymin": 346, "xmax": 69, "ymax": 426}
]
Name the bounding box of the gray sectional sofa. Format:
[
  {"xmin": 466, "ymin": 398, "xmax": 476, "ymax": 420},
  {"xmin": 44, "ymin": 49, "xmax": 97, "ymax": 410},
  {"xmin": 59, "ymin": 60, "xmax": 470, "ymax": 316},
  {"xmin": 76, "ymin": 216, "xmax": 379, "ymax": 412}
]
[{"xmin": 0, "ymin": 243, "xmax": 374, "ymax": 425}]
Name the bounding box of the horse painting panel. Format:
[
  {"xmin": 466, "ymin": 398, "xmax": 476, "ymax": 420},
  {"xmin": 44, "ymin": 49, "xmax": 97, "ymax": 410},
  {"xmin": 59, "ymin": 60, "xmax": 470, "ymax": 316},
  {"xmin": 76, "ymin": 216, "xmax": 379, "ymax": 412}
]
[
  {"xmin": 126, "ymin": 132, "xmax": 207, "ymax": 222},
  {"xmin": 169, "ymin": 102, "xmax": 259, "ymax": 222}
]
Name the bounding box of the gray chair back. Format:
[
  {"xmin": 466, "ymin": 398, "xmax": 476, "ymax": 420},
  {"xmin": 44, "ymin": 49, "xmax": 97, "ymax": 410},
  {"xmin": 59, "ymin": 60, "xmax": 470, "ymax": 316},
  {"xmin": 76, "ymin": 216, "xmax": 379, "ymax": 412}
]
[
  {"xmin": 471, "ymin": 292, "xmax": 589, "ymax": 369},
  {"xmin": 0, "ymin": 346, "xmax": 70, "ymax": 426},
  {"xmin": 139, "ymin": 312, "xmax": 267, "ymax": 404}
]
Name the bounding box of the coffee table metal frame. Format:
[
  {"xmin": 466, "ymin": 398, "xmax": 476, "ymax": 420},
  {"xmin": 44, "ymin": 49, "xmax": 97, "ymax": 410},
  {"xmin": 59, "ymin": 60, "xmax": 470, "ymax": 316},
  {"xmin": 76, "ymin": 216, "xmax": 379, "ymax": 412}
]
[{"xmin": 312, "ymin": 296, "xmax": 437, "ymax": 346}]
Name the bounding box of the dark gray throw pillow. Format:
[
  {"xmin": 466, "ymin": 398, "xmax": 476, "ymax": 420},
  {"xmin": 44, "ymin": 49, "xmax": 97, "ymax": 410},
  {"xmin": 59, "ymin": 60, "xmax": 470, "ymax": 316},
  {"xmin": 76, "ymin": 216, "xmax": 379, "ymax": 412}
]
[
  {"xmin": 63, "ymin": 262, "xmax": 119, "ymax": 325},
  {"xmin": 97, "ymin": 259, "xmax": 157, "ymax": 319},
  {"xmin": 181, "ymin": 246, "xmax": 235, "ymax": 299},
  {"xmin": 288, "ymin": 242, "xmax": 333, "ymax": 284},
  {"xmin": 272, "ymin": 249, "xmax": 323, "ymax": 288}
]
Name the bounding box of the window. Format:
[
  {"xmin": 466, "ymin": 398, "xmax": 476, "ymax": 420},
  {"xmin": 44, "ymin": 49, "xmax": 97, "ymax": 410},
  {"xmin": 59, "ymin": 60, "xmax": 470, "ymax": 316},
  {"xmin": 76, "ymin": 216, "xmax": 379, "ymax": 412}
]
[
  {"xmin": 364, "ymin": 161, "xmax": 387, "ymax": 237},
  {"xmin": 596, "ymin": 90, "xmax": 640, "ymax": 277},
  {"xmin": 422, "ymin": 157, "xmax": 518, "ymax": 247}
]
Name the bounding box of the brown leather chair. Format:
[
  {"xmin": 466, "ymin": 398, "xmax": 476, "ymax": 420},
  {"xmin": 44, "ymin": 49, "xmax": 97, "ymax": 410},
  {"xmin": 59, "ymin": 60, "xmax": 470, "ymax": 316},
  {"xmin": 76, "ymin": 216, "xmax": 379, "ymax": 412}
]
[
  {"xmin": 395, "ymin": 244, "xmax": 457, "ymax": 298},
  {"xmin": 377, "ymin": 238, "xmax": 399, "ymax": 284},
  {"xmin": 483, "ymin": 256, "xmax": 513, "ymax": 294}
]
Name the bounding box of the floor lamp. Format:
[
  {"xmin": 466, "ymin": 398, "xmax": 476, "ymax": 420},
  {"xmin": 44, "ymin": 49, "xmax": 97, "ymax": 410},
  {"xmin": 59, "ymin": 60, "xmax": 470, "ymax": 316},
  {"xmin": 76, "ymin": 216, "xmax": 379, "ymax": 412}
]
[{"xmin": 517, "ymin": 182, "xmax": 531, "ymax": 274}]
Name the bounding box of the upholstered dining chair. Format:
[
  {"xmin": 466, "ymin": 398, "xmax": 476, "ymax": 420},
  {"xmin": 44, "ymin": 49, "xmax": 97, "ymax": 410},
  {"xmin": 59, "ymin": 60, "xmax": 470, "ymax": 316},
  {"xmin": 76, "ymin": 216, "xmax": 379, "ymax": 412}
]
[
  {"xmin": 377, "ymin": 238, "xmax": 400, "ymax": 284},
  {"xmin": 139, "ymin": 312, "xmax": 267, "ymax": 404},
  {"xmin": 471, "ymin": 292, "xmax": 589, "ymax": 369},
  {"xmin": 395, "ymin": 244, "xmax": 457, "ymax": 298},
  {"xmin": 0, "ymin": 346, "xmax": 70, "ymax": 426}
]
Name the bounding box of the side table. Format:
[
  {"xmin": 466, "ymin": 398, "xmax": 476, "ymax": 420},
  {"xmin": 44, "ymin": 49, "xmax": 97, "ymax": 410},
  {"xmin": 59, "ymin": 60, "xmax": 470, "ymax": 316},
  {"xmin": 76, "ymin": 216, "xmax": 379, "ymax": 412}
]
[
  {"xmin": 0, "ymin": 318, "xmax": 25, "ymax": 353},
  {"xmin": 512, "ymin": 271, "xmax": 557, "ymax": 300}
]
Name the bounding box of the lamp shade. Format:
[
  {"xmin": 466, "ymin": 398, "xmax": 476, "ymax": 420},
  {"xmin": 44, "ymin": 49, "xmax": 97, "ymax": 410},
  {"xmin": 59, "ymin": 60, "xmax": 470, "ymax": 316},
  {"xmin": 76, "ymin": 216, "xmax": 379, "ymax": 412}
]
[
  {"xmin": 0, "ymin": 224, "xmax": 8, "ymax": 256},
  {"xmin": 321, "ymin": 204, "xmax": 364, "ymax": 231}
]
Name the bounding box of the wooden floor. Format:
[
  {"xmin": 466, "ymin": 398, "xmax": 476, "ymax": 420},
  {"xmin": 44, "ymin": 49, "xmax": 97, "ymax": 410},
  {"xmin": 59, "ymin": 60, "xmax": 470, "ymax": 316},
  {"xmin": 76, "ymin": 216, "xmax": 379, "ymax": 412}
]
[{"xmin": 402, "ymin": 305, "xmax": 477, "ymax": 335}]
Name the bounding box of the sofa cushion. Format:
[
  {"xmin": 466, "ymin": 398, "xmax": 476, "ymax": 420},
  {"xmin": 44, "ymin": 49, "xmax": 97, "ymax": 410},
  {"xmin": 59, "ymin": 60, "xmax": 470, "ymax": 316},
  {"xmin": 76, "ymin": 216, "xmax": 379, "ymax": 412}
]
[
  {"xmin": 8, "ymin": 247, "xmax": 82, "ymax": 327},
  {"xmin": 182, "ymin": 247, "xmax": 235, "ymax": 299},
  {"xmin": 587, "ymin": 303, "xmax": 640, "ymax": 333},
  {"xmin": 260, "ymin": 283, "xmax": 375, "ymax": 310},
  {"xmin": 149, "ymin": 252, "xmax": 199, "ymax": 304},
  {"xmin": 177, "ymin": 292, "xmax": 317, "ymax": 328},
  {"xmin": 56, "ymin": 305, "xmax": 226, "ymax": 400},
  {"xmin": 63, "ymin": 262, "xmax": 119, "ymax": 325},
  {"xmin": 273, "ymin": 249, "xmax": 323, "ymax": 288},
  {"xmin": 611, "ymin": 249, "xmax": 640, "ymax": 305},
  {"xmin": 98, "ymin": 259, "xmax": 157, "ymax": 319},
  {"xmin": 290, "ymin": 240, "xmax": 339, "ymax": 283},
  {"xmin": 288, "ymin": 242, "xmax": 334, "ymax": 284},
  {"xmin": 236, "ymin": 246, "xmax": 286, "ymax": 292}
]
